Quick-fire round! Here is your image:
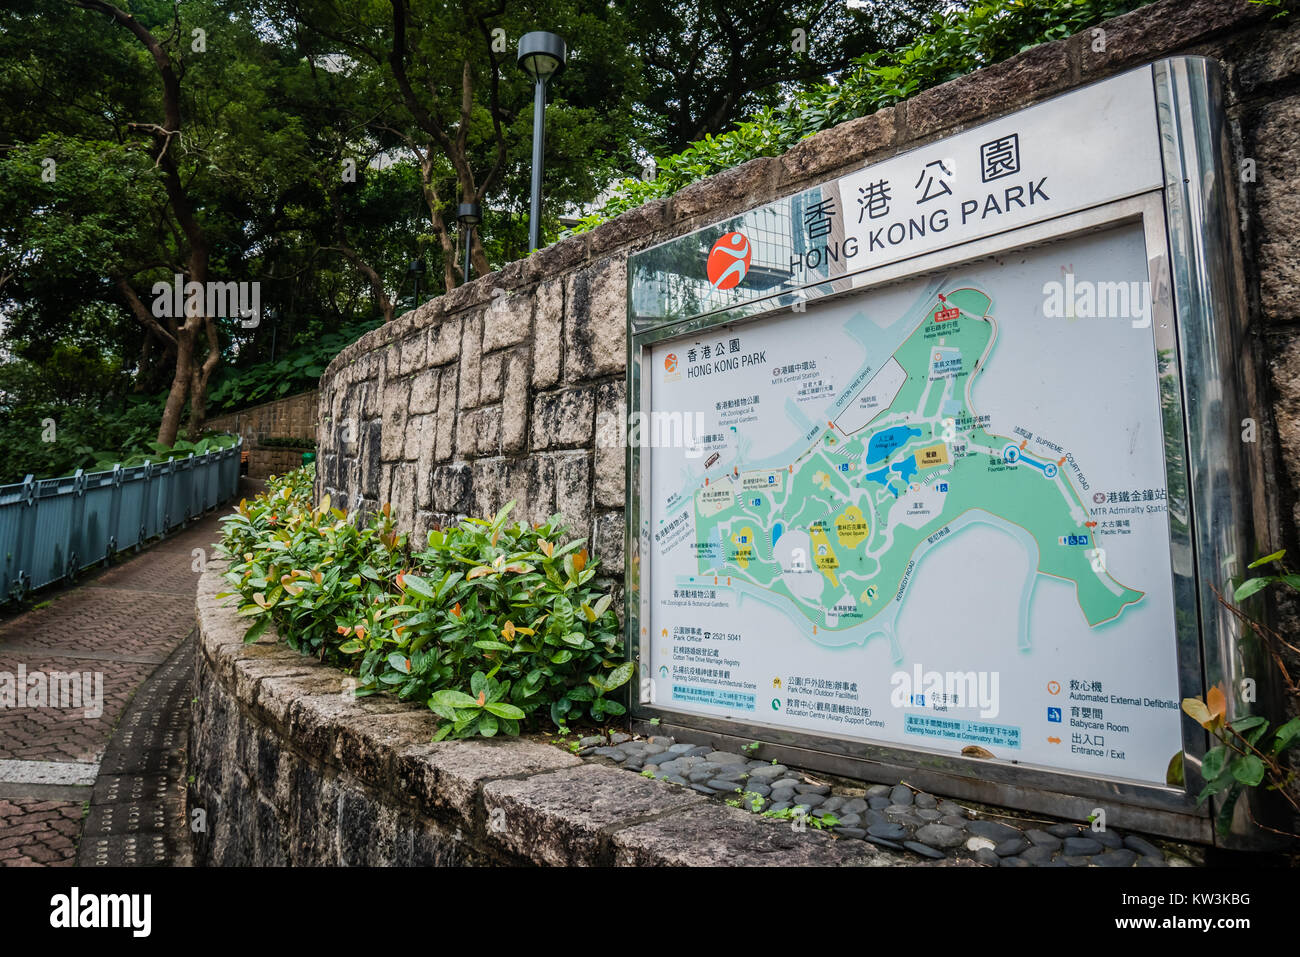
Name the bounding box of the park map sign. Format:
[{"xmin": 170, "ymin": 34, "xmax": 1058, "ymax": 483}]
[{"xmin": 626, "ymin": 65, "xmax": 1218, "ymax": 794}]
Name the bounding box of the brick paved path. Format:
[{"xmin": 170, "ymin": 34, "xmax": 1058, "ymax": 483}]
[{"xmin": 0, "ymin": 513, "xmax": 226, "ymax": 866}]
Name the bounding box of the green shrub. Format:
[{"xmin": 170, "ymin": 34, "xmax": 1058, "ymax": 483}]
[
  {"xmin": 215, "ymin": 465, "xmax": 630, "ymax": 740},
  {"xmin": 87, "ymin": 433, "xmax": 239, "ymax": 472},
  {"xmin": 398, "ymin": 510, "xmax": 628, "ymax": 738},
  {"xmin": 205, "ymin": 319, "xmax": 382, "ymax": 414},
  {"xmin": 256, "ymin": 436, "xmax": 317, "ymax": 451}
]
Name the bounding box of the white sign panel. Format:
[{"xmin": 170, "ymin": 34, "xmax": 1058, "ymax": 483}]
[{"xmin": 643, "ymin": 220, "xmax": 1185, "ymax": 786}]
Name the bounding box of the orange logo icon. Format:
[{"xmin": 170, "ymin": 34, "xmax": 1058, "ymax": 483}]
[
  {"xmin": 1047, "ymin": 736, "xmax": 1061, "ymax": 744},
  {"xmin": 1047, "ymin": 681, "xmax": 1061, "ymax": 695},
  {"xmin": 664, "ymin": 353, "xmax": 677, "ymax": 373},
  {"xmin": 706, "ymin": 231, "xmax": 752, "ymax": 291}
]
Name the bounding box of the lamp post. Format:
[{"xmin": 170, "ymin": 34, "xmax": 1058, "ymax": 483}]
[
  {"xmin": 406, "ymin": 257, "xmax": 425, "ymax": 309},
  {"xmin": 457, "ymin": 202, "xmax": 482, "ymax": 284},
  {"xmin": 517, "ymin": 31, "xmax": 566, "ymax": 253}
]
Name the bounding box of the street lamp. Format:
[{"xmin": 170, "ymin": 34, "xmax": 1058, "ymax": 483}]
[
  {"xmin": 406, "ymin": 257, "xmax": 425, "ymax": 309},
  {"xmin": 457, "ymin": 202, "xmax": 482, "ymax": 284},
  {"xmin": 517, "ymin": 30, "xmax": 566, "ymax": 253}
]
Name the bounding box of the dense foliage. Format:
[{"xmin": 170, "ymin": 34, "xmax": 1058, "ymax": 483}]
[
  {"xmin": 0, "ymin": 352, "xmax": 236, "ymax": 484},
  {"xmin": 216, "ymin": 465, "xmax": 630, "ymax": 739},
  {"xmin": 618, "ymin": 0, "xmax": 946, "ymax": 153},
  {"xmin": 256, "ymin": 436, "xmax": 317, "ymax": 451},
  {"xmin": 205, "ymin": 320, "xmax": 381, "ymax": 414},
  {"xmin": 571, "ymin": 0, "xmax": 1153, "ymax": 230}
]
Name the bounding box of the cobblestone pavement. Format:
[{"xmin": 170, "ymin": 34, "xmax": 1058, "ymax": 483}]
[
  {"xmin": 573, "ymin": 733, "xmax": 1204, "ymax": 867},
  {"xmin": 0, "ymin": 512, "xmax": 226, "ymax": 866}
]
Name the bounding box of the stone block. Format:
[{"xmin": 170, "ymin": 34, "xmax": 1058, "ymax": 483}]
[
  {"xmin": 405, "ymin": 739, "xmax": 582, "ymax": 831},
  {"xmin": 482, "ymin": 764, "xmax": 704, "ymax": 866},
  {"xmin": 479, "ymin": 351, "xmax": 504, "ymax": 404},
  {"xmin": 527, "ymin": 234, "xmax": 587, "ymax": 282},
  {"xmin": 408, "ymin": 415, "xmax": 435, "ymax": 508},
  {"xmin": 471, "ymin": 458, "xmax": 503, "ymax": 519},
  {"xmin": 458, "ymin": 314, "xmax": 483, "ymax": 408},
  {"xmin": 432, "ymin": 463, "xmax": 474, "ymax": 515},
  {"xmin": 595, "ymin": 380, "xmax": 626, "ymax": 508},
  {"xmin": 526, "ymin": 455, "xmax": 557, "ymax": 526},
  {"xmin": 409, "ymin": 368, "xmax": 439, "ymax": 415},
  {"xmin": 1250, "ymin": 95, "xmax": 1300, "ymax": 321},
  {"xmin": 361, "ymin": 420, "xmax": 382, "ymax": 498},
  {"xmin": 435, "ymin": 371, "xmax": 458, "ymax": 462},
  {"xmin": 501, "ymin": 346, "xmax": 530, "ymax": 454},
  {"xmin": 563, "ymin": 257, "xmax": 627, "ymax": 381},
  {"xmin": 671, "ymin": 156, "xmax": 775, "ymax": 222},
  {"xmin": 1082, "ymin": 0, "xmax": 1265, "ymax": 78},
  {"xmin": 381, "ymin": 381, "xmax": 408, "ymax": 461},
  {"xmin": 531, "ymin": 386, "xmax": 595, "ymax": 449},
  {"xmin": 778, "ymin": 108, "xmax": 896, "ymax": 187},
  {"xmin": 1236, "ymin": 18, "xmax": 1300, "ymax": 93},
  {"xmin": 389, "ymin": 462, "xmax": 416, "ymax": 524},
  {"xmin": 481, "ymin": 289, "xmax": 532, "ymax": 352},
  {"xmin": 399, "ymin": 331, "xmax": 427, "ymax": 375},
  {"xmin": 591, "ymin": 510, "xmax": 624, "ymax": 576},
  {"xmin": 586, "ymin": 198, "xmax": 670, "ymax": 257},
  {"xmin": 532, "ymin": 277, "xmax": 564, "ymax": 389},
  {"xmin": 905, "ymin": 41, "xmax": 1073, "ymax": 139},
  {"xmin": 429, "ymin": 316, "xmax": 463, "ymax": 366},
  {"xmin": 611, "ymin": 801, "xmax": 875, "ymax": 867},
  {"xmin": 1268, "ymin": 332, "xmax": 1300, "ymax": 532},
  {"xmin": 552, "ymin": 450, "xmax": 591, "ymax": 532}
]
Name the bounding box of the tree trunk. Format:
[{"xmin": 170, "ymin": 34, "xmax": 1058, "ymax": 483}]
[
  {"xmin": 158, "ymin": 328, "xmax": 193, "ymax": 449},
  {"xmin": 79, "ymin": 0, "xmax": 217, "ymax": 448},
  {"xmin": 418, "ymin": 154, "xmax": 457, "ymax": 293},
  {"xmin": 186, "ymin": 317, "xmax": 220, "ymax": 438}
]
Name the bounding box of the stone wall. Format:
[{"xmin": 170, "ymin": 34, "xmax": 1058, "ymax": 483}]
[
  {"xmin": 208, "ymin": 390, "xmax": 318, "ymax": 479},
  {"xmin": 208, "ymin": 389, "xmax": 318, "ymax": 443},
  {"xmin": 190, "ymin": 561, "xmax": 877, "ymax": 866},
  {"xmin": 317, "ymin": 0, "xmax": 1300, "ymax": 578}
]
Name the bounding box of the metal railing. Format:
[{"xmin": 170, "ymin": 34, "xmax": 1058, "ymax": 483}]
[{"xmin": 0, "ymin": 438, "xmax": 243, "ymax": 602}]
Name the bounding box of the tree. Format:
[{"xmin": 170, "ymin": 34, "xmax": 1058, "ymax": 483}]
[
  {"xmin": 262, "ymin": 0, "xmax": 643, "ymax": 284},
  {"xmin": 68, "ymin": 0, "xmax": 224, "ymax": 446},
  {"xmin": 618, "ymin": 0, "xmax": 947, "ymax": 153}
]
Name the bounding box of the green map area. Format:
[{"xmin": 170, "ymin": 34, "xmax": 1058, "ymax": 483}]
[{"xmin": 693, "ymin": 287, "xmax": 1143, "ymax": 633}]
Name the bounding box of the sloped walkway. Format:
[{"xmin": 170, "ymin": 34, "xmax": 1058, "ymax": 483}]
[{"xmin": 0, "ymin": 512, "xmax": 227, "ymax": 866}]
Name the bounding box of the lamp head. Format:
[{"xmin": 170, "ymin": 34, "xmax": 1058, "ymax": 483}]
[
  {"xmin": 517, "ymin": 31, "xmax": 566, "ymax": 81},
  {"xmin": 457, "ymin": 203, "xmax": 482, "ymax": 226}
]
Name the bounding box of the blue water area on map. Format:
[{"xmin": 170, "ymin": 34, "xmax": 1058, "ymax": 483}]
[
  {"xmin": 891, "ymin": 454, "xmax": 918, "ymax": 484},
  {"xmin": 867, "ymin": 426, "xmax": 921, "ymax": 464},
  {"xmin": 771, "ymin": 522, "xmax": 784, "ymax": 548},
  {"xmin": 701, "ymin": 528, "xmax": 724, "ymax": 562},
  {"xmin": 863, "ymin": 466, "xmax": 899, "ymax": 498}
]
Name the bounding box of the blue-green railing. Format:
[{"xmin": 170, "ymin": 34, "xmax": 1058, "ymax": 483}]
[{"xmin": 0, "ymin": 438, "xmax": 242, "ymax": 601}]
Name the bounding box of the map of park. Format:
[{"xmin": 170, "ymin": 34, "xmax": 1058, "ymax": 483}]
[{"xmin": 692, "ymin": 287, "xmax": 1144, "ymax": 635}]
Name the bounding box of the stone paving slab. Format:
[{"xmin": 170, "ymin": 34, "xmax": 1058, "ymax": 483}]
[{"xmin": 0, "ymin": 760, "xmax": 98, "ymax": 787}]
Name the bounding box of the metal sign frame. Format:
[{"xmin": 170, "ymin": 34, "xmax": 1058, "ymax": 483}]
[{"xmin": 623, "ymin": 58, "xmax": 1264, "ymax": 844}]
